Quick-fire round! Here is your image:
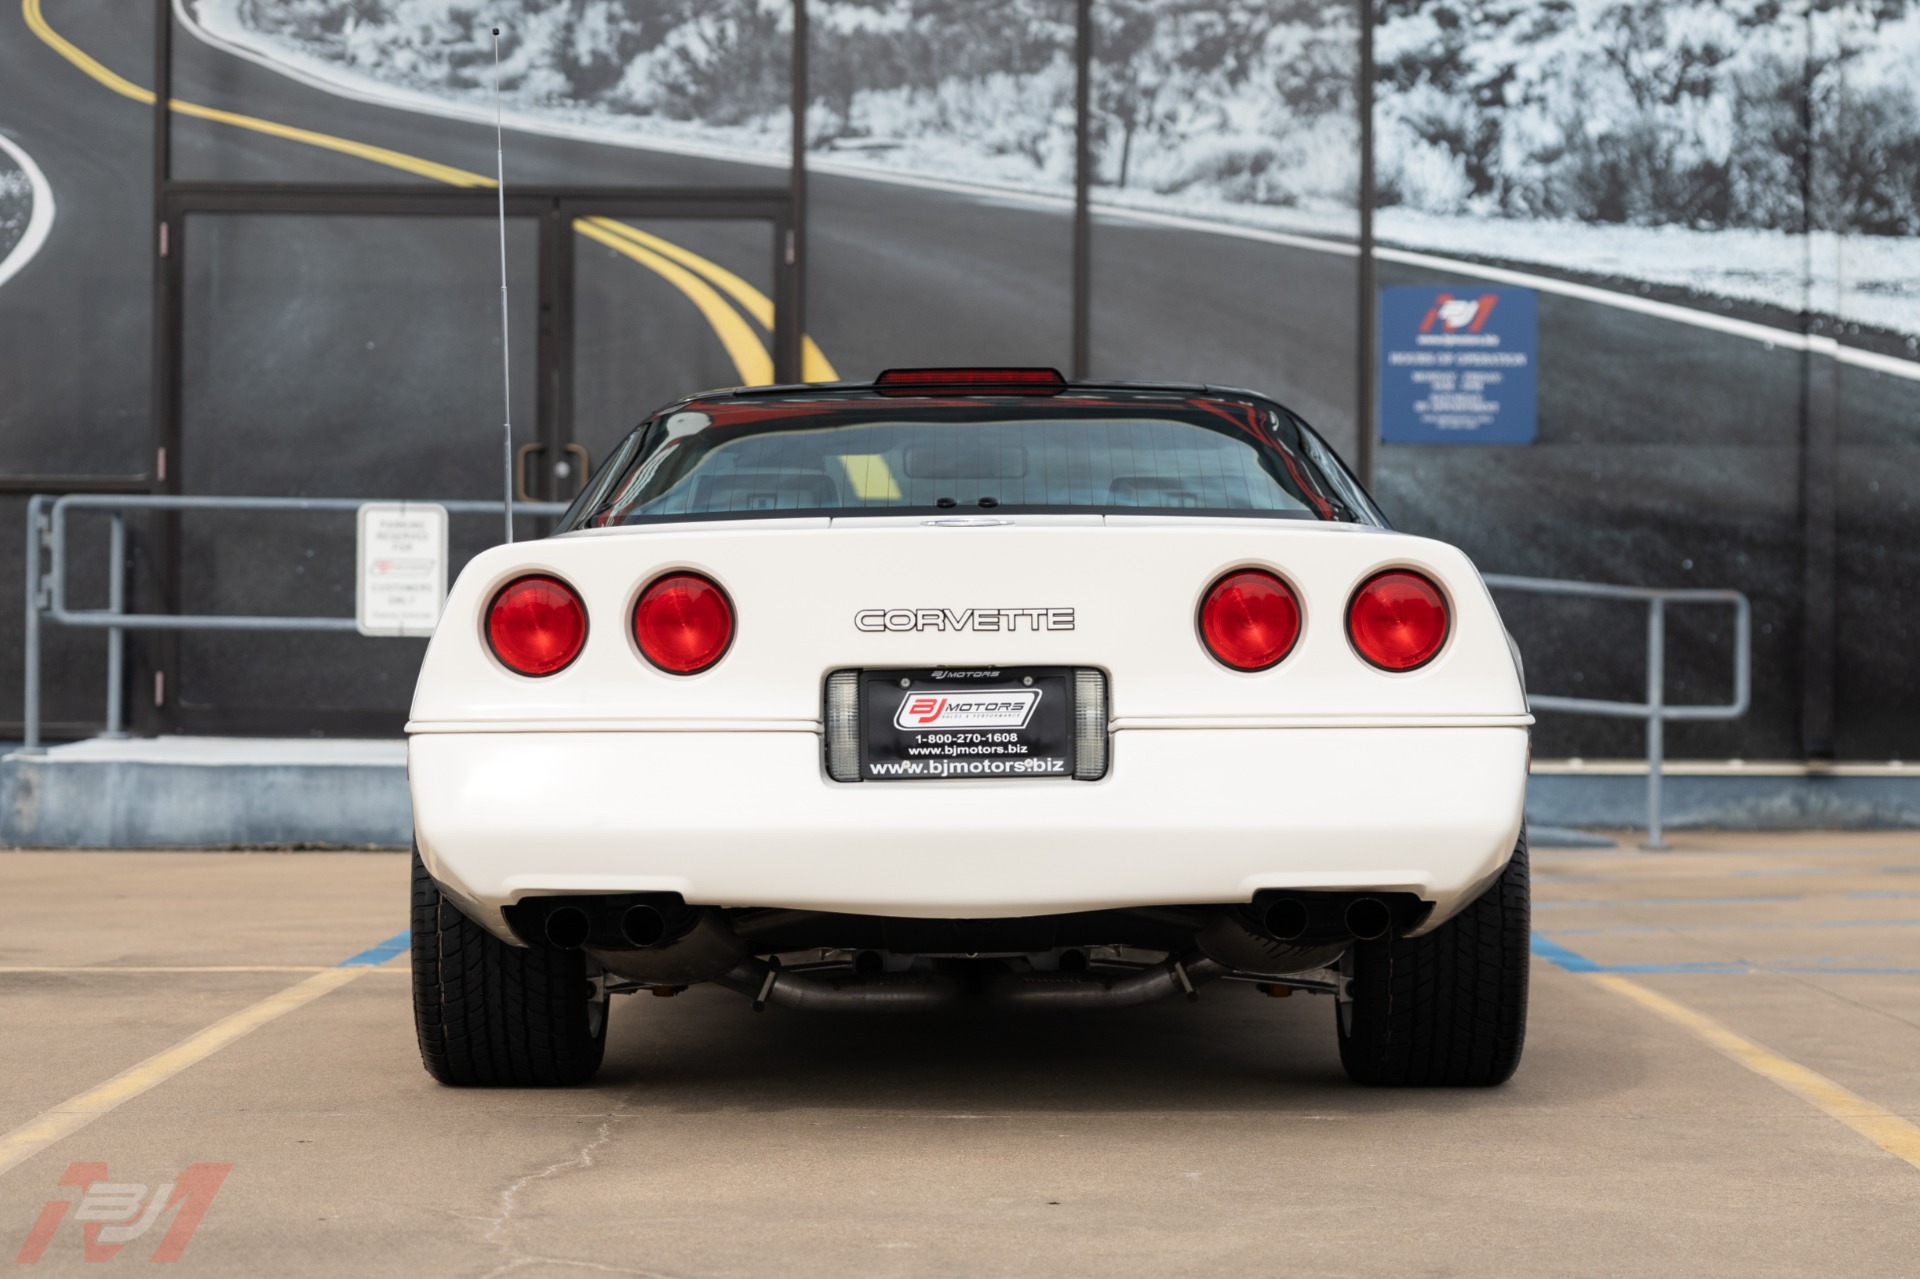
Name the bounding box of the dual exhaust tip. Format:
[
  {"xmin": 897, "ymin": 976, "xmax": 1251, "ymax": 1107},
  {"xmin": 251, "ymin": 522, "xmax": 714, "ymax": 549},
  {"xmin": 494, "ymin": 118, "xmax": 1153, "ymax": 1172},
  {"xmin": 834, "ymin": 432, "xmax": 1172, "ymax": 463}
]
[
  {"xmin": 1260, "ymin": 894, "xmax": 1395, "ymax": 944},
  {"xmin": 540, "ymin": 901, "xmax": 671, "ymax": 951}
]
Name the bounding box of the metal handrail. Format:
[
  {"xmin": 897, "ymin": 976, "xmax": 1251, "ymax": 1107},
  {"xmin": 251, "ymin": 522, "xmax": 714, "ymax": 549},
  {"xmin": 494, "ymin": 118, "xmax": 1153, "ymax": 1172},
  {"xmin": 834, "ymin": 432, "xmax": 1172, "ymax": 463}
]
[
  {"xmin": 20, "ymin": 493, "xmax": 567, "ymax": 753},
  {"xmin": 1482, "ymin": 573, "xmax": 1751, "ymax": 849}
]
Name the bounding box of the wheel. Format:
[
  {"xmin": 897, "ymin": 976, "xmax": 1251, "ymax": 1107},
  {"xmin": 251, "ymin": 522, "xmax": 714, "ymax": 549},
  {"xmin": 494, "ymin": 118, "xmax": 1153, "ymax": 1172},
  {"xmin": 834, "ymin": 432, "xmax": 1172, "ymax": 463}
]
[
  {"xmin": 410, "ymin": 849, "xmax": 608, "ymax": 1086},
  {"xmin": 1336, "ymin": 828, "xmax": 1529, "ymax": 1086}
]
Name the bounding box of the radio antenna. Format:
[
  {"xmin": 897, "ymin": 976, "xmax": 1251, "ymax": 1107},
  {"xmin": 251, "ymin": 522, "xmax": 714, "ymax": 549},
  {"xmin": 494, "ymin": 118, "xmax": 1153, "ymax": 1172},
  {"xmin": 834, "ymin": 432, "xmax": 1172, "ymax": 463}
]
[{"xmin": 491, "ymin": 27, "xmax": 513, "ymax": 544}]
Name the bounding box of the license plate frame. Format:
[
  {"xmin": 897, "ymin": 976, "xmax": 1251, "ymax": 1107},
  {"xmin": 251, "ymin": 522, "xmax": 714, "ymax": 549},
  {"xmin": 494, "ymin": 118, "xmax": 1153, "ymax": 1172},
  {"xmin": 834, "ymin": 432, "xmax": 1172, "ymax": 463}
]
[{"xmin": 860, "ymin": 667, "xmax": 1077, "ymax": 782}]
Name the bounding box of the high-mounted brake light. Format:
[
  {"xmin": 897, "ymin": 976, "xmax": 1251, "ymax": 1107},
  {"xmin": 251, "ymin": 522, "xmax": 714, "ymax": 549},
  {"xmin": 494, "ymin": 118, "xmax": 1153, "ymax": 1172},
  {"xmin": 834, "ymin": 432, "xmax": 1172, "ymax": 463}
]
[
  {"xmin": 633, "ymin": 572, "xmax": 734, "ymax": 674},
  {"xmin": 874, "ymin": 367, "xmax": 1067, "ymax": 395},
  {"xmin": 1198, "ymin": 570, "xmax": 1301, "ymax": 671},
  {"xmin": 486, "ymin": 575, "xmax": 588, "ymax": 676},
  {"xmin": 1348, "ymin": 570, "xmax": 1449, "ymax": 671}
]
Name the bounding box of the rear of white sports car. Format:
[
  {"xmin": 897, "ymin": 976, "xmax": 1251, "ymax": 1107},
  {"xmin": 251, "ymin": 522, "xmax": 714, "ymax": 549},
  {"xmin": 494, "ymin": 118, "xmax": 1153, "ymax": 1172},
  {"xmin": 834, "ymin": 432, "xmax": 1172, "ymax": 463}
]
[{"xmin": 407, "ymin": 372, "xmax": 1532, "ymax": 1089}]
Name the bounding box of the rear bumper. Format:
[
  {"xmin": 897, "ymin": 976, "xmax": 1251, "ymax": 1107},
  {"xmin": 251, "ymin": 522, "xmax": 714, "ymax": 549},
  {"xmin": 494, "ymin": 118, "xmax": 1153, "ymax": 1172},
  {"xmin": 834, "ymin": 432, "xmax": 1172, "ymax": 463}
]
[{"xmin": 410, "ymin": 726, "xmax": 1527, "ymax": 940}]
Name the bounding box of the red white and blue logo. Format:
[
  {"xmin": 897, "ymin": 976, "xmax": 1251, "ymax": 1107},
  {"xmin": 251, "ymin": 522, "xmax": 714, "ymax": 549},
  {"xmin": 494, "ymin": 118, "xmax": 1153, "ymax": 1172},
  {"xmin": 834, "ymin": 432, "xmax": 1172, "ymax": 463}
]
[{"xmin": 1418, "ymin": 293, "xmax": 1500, "ymax": 334}]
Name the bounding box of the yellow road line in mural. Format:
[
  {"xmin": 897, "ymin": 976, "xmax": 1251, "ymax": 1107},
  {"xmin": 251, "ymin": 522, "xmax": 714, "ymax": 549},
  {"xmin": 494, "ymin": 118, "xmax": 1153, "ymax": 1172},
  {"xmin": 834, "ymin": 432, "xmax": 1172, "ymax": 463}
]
[
  {"xmin": 23, "ymin": 0, "xmax": 833, "ymax": 387},
  {"xmin": 587, "ymin": 219, "xmax": 838, "ymax": 381},
  {"xmin": 24, "ymin": 0, "xmax": 488, "ymax": 187},
  {"xmin": 572, "ymin": 216, "xmax": 772, "ymax": 385}
]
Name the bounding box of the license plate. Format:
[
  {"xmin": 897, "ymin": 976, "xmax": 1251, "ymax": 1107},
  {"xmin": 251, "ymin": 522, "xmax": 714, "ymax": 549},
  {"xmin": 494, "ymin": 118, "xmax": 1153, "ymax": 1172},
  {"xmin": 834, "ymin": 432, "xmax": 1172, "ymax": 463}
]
[{"xmin": 861, "ymin": 668, "xmax": 1076, "ymax": 781}]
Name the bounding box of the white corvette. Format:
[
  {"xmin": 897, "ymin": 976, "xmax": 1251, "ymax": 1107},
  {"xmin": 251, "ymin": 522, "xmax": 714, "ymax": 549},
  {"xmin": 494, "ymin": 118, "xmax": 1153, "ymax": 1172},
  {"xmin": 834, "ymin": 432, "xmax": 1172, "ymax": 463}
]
[{"xmin": 408, "ymin": 369, "xmax": 1532, "ymax": 1088}]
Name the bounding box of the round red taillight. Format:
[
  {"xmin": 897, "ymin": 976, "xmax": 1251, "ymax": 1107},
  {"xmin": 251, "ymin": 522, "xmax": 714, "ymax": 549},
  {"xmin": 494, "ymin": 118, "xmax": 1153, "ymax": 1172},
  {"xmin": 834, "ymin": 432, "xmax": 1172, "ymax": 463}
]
[
  {"xmin": 1348, "ymin": 570, "xmax": 1449, "ymax": 671},
  {"xmin": 486, "ymin": 575, "xmax": 587, "ymax": 676},
  {"xmin": 633, "ymin": 573, "xmax": 734, "ymax": 674},
  {"xmin": 1198, "ymin": 569, "xmax": 1302, "ymax": 671}
]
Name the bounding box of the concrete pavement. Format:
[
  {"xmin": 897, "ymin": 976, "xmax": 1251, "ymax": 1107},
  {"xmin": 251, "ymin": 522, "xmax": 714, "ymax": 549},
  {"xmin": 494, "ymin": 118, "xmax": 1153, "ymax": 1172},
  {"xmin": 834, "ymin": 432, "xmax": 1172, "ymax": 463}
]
[{"xmin": 3, "ymin": 835, "xmax": 1920, "ymax": 1275}]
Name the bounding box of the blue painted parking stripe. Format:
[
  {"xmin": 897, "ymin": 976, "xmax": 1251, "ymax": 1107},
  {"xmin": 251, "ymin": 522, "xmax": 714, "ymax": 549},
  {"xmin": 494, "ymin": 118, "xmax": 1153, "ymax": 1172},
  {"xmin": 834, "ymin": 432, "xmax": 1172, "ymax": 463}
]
[
  {"xmin": 1534, "ymin": 933, "xmax": 1920, "ymax": 976},
  {"xmin": 1530, "ymin": 934, "xmax": 1603, "ymax": 972},
  {"xmin": 339, "ymin": 931, "xmax": 410, "ymax": 967},
  {"xmin": 1593, "ymin": 961, "xmax": 1750, "ymax": 974}
]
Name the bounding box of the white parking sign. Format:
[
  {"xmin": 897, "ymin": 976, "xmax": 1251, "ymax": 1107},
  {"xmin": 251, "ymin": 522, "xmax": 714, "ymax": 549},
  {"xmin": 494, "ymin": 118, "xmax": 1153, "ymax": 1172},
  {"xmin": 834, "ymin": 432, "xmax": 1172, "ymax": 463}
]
[{"xmin": 355, "ymin": 502, "xmax": 448, "ymax": 637}]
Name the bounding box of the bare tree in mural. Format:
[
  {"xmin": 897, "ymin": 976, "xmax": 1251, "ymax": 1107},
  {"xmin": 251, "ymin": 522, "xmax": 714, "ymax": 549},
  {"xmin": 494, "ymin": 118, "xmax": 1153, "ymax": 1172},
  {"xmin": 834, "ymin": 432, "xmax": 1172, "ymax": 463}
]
[
  {"xmin": 1089, "ymin": 0, "xmax": 1356, "ymax": 197},
  {"xmin": 1092, "ymin": 2, "xmax": 1168, "ymax": 189}
]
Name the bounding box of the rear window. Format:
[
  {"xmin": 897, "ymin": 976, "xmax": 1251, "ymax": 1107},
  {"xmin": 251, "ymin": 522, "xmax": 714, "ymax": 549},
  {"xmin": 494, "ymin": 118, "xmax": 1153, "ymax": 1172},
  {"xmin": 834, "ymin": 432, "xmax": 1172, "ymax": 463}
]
[{"xmin": 566, "ymin": 394, "xmax": 1372, "ymax": 528}]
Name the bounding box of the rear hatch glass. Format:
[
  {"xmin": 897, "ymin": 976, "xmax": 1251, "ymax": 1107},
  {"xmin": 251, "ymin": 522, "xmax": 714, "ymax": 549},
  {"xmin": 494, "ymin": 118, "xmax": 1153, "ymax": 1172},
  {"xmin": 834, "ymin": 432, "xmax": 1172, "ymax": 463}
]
[{"xmin": 569, "ymin": 394, "xmax": 1368, "ymax": 528}]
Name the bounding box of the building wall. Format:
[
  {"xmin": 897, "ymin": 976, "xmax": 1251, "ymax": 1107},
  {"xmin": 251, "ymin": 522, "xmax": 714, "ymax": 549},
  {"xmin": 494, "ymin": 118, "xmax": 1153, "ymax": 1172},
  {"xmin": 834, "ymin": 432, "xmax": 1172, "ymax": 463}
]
[{"xmin": 0, "ymin": 0, "xmax": 1914, "ymax": 755}]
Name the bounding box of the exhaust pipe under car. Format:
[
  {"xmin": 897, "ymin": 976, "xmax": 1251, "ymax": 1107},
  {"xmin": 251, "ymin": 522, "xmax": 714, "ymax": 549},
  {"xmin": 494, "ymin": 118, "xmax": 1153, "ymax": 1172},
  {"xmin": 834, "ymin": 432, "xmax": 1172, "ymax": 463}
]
[
  {"xmin": 520, "ymin": 891, "xmax": 1427, "ymax": 1000},
  {"xmin": 713, "ymin": 954, "xmax": 1228, "ymax": 1013}
]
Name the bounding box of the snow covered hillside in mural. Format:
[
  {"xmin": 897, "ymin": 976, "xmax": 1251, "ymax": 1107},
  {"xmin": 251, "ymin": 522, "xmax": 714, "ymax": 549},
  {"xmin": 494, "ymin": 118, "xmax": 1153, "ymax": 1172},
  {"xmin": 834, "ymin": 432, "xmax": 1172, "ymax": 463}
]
[{"xmin": 189, "ymin": 0, "xmax": 1920, "ymax": 339}]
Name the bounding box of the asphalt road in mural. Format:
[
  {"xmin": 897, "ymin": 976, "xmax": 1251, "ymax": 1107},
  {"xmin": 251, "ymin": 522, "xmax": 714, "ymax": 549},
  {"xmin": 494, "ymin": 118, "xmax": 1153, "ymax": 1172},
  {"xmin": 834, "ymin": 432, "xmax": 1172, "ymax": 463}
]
[
  {"xmin": 2, "ymin": 1, "xmax": 1915, "ymax": 753},
  {"xmin": 14, "ymin": 0, "xmax": 1840, "ymax": 459}
]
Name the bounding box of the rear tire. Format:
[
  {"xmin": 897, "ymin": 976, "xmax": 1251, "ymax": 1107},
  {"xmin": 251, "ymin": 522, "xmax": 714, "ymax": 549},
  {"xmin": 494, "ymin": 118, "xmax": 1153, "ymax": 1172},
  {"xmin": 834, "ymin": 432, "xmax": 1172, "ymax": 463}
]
[
  {"xmin": 410, "ymin": 849, "xmax": 608, "ymax": 1086},
  {"xmin": 1337, "ymin": 829, "xmax": 1529, "ymax": 1086}
]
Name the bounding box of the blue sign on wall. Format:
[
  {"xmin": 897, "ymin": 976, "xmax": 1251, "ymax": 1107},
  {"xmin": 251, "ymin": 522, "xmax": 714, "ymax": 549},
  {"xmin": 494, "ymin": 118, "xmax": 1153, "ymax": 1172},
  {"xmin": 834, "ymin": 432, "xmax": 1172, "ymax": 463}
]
[{"xmin": 1379, "ymin": 285, "xmax": 1537, "ymax": 444}]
